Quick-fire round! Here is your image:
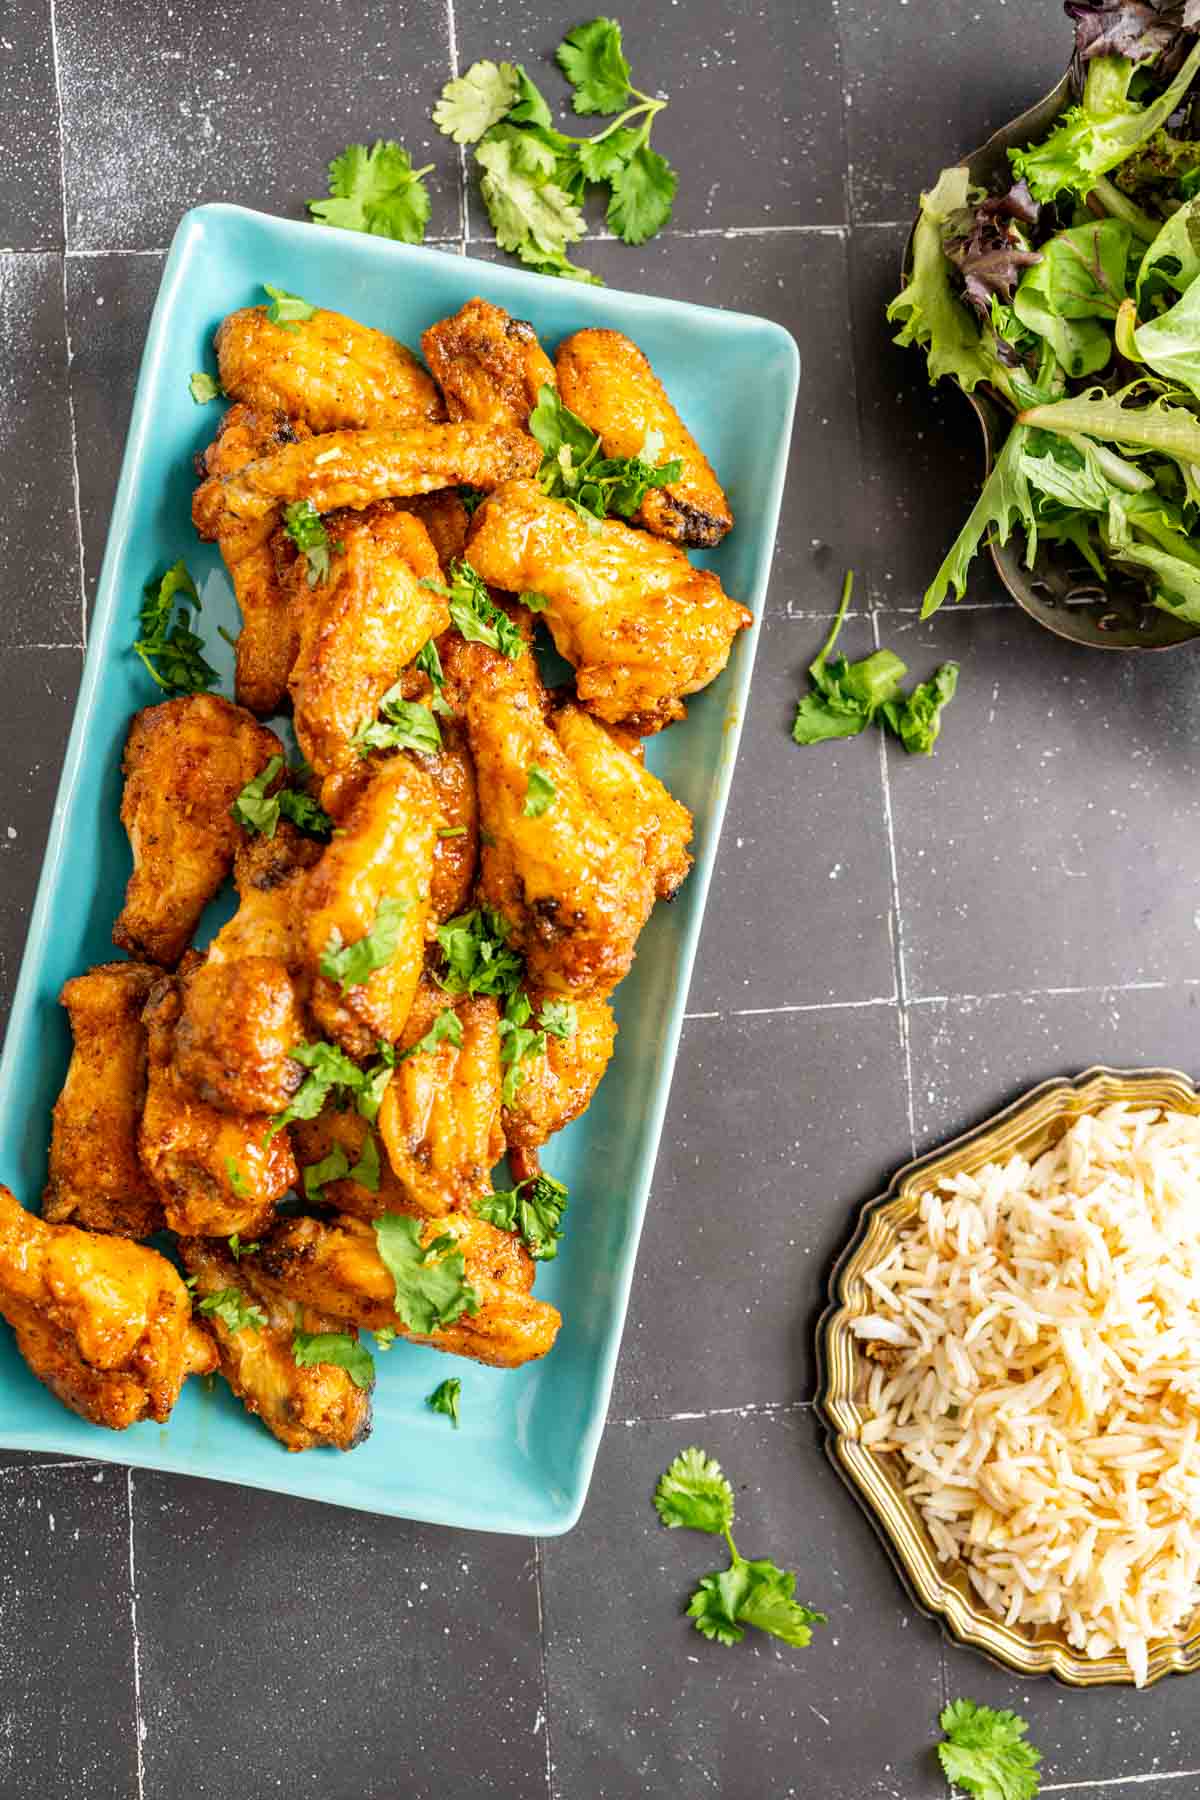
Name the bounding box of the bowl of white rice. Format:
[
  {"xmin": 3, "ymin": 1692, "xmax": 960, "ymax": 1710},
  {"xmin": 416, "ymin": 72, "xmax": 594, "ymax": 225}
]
[{"xmin": 817, "ymin": 1067, "xmax": 1200, "ymax": 1687}]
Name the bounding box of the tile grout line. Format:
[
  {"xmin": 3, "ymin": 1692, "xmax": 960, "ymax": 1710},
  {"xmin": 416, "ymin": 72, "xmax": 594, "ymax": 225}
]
[
  {"xmin": 1043, "ymin": 1771, "xmax": 1200, "ymax": 1794},
  {"xmin": 829, "ymin": 0, "xmax": 858, "ymax": 231},
  {"xmin": 443, "ymin": 0, "xmax": 470, "ymax": 248},
  {"xmin": 685, "ymin": 973, "xmax": 1200, "ymax": 1029},
  {"xmin": 871, "ymin": 614, "xmax": 916, "ymax": 1156},
  {"xmin": 0, "ymin": 1456, "xmax": 96, "ymax": 1479},
  {"xmin": 46, "ymin": 0, "xmax": 90, "ymax": 653},
  {"xmin": 615, "ymin": 1399, "xmax": 811, "ymax": 1428},
  {"xmin": 532, "ymin": 1540, "xmax": 556, "ymax": 1800},
  {"xmin": 126, "ymin": 1469, "xmax": 147, "ymax": 1800}
]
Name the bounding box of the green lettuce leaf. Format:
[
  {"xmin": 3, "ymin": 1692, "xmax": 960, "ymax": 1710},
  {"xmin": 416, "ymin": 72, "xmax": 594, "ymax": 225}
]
[{"xmin": 921, "ymin": 423, "xmax": 1038, "ymax": 618}]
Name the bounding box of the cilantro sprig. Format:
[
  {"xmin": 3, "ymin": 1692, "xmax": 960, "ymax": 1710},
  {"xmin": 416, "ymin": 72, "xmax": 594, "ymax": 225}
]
[
  {"xmin": 937, "ymin": 1700, "xmax": 1041, "ymax": 1800},
  {"xmin": 497, "ymin": 989, "xmax": 577, "ymax": 1105},
  {"xmin": 476, "ymin": 1172, "xmax": 568, "ymax": 1261},
  {"xmin": 231, "ymin": 754, "xmax": 333, "ymax": 840},
  {"xmin": 283, "ymin": 499, "xmax": 341, "ymax": 587},
  {"xmin": 422, "ymin": 561, "xmax": 524, "ymax": 658},
  {"xmin": 436, "ymin": 907, "xmax": 525, "ymax": 999},
  {"xmin": 352, "ymin": 685, "xmax": 442, "ymax": 759},
  {"xmin": 399, "ymin": 1009, "xmax": 464, "ymax": 1061},
  {"xmin": 133, "ymin": 561, "xmax": 219, "ymax": 697},
  {"xmin": 427, "ymin": 1376, "xmax": 462, "ymax": 1427},
  {"xmin": 197, "ymin": 1287, "xmax": 266, "ymax": 1335},
  {"xmin": 654, "ymin": 1448, "xmax": 827, "ymax": 1650},
  {"xmin": 791, "ymin": 573, "xmax": 959, "ymax": 757},
  {"xmin": 529, "ymin": 386, "xmax": 682, "ymax": 526},
  {"xmin": 270, "ymin": 1039, "xmax": 390, "ymax": 1134},
  {"xmin": 373, "ymin": 1213, "xmax": 481, "ymax": 1336},
  {"xmin": 309, "ymin": 140, "xmax": 433, "ymax": 244},
  {"xmin": 302, "ymin": 1132, "xmax": 381, "ymax": 1201},
  {"xmin": 292, "ymin": 1328, "xmax": 375, "ymax": 1390},
  {"xmin": 320, "ymin": 896, "xmax": 411, "ymax": 995},
  {"xmin": 434, "ymin": 18, "xmax": 677, "ymax": 283}
]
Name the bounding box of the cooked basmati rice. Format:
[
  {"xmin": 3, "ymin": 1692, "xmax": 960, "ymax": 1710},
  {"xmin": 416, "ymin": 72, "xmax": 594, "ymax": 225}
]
[{"xmin": 852, "ymin": 1102, "xmax": 1200, "ymax": 1684}]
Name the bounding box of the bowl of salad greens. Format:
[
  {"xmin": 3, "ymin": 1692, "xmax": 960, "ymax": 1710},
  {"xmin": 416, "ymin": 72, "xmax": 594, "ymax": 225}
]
[{"xmin": 889, "ymin": 0, "xmax": 1200, "ymax": 650}]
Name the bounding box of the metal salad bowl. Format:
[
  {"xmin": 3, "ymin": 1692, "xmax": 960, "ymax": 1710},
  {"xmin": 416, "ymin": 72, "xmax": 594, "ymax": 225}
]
[
  {"xmin": 911, "ymin": 75, "xmax": 1200, "ymax": 651},
  {"xmin": 816, "ymin": 1065, "xmax": 1200, "ymax": 1687}
]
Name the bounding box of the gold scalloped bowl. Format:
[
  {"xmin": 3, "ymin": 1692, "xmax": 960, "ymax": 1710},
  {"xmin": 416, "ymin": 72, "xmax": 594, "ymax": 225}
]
[{"xmin": 815, "ymin": 1066, "xmax": 1200, "ymax": 1686}]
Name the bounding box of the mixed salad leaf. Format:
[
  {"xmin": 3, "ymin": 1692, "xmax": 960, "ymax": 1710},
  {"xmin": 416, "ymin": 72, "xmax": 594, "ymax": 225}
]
[{"xmin": 889, "ymin": 1, "xmax": 1200, "ymax": 623}]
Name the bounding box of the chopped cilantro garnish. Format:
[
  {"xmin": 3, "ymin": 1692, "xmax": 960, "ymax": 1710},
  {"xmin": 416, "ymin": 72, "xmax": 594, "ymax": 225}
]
[
  {"xmin": 372, "ymin": 1213, "xmax": 481, "ymax": 1337},
  {"xmin": 436, "ymin": 907, "xmax": 525, "ymax": 999},
  {"xmin": 263, "ymin": 284, "xmax": 317, "ymax": 329},
  {"xmin": 308, "ymin": 140, "xmax": 433, "ymax": 243},
  {"xmin": 424, "ymin": 561, "xmax": 524, "ymax": 658},
  {"xmin": 230, "ymin": 754, "xmax": 333, "ymax": 840},
  {"xmin": 189, "ymin": 370, "xmax": 222, "ymax": 403},
  {"xmin": 476, "ymin": 1172, "xmax": 568, "ymax": 1260},
  {"xmin": 283, "ymin": 499, "xmax": 338, "ymax": 586},
  {"xmin": 320, "ymin": 896, "xmax": 411, "ymax": 994},
  {"xmin": 133, "ymin": 560, "xmax": 218, "ymax": 697},
  {"xmin": 426, "ymin": 1376, "xmax": 462, "ymax": 1427},
  {"xmin": 352, "ymin": 685, "xmax": 443, "ymax": 758},
  {"xmin": 523, "ymin": 765, "xmax": 556, "ymax": 818},
  {"xmin": 291, "ymin": 1328, "xmax": 375, "ymax": 1390},
  {"xmin": 197, "ymin": 1287, "xmax": 266, "ymax": 1335},
  {"xmin": 529, "ymin": 386, "xmax": 682, "ymax": 525},
  {"xmin": 399, "ymin": 1009, "xmax": 464, "ymax": 1061}
]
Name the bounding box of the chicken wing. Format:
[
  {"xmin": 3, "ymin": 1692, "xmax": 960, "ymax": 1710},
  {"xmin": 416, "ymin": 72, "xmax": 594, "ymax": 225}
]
[
  {"xmin": 180, "ymin": 1237, "xmax": 372, "ymax": 1453},
  {"xmin": 555, "ymin": 328, "xmax": 733, "ymax": 547},
  {"xmin": 422, "ymin": 297, "xmax": 554, "ymax": 428},
  {"xmin": 501, "ymin": 988, "xmax": 617, "ymax": 1156},
  {"xmin": 193, "ymin": 403, "xmax": 313, "ymax": 716},
  {"xmin": 215, "ymin": 303, "xmax": 444, "ymax": 432},
  {"xmin": 292, "ymin": 1106, "xmax": 410, "ymax": 1219},
  {"xmin": 465, "ymin": 480, "xmax": 752, "ymax": 732},
  {"xmin": 43, "ymin": 962, "xmax": 164, "ymax": 1238},
  {"xmin": 301, "ymin": 755, "xmax": 439, "ymax": 1057},
  {"xmin": 212, "ymin": 822, "xmax": 323, "ymax": 969},
  {"xmin": 552, "ymin": 702, "xmax": 693, "ymax": 900},
  {"xmin": 0, "ymin": 1185, "xmax": 214, "ymax": 1429},
  {"xmin": 173, "ymin": 955, "xmax": 307, "ymax": 1116},
  {"xmin": 257, "ymin": 1209, "xmax": 561, "ymax": 1369},
  {"xmin": 453, "ymin": 635, "xmax": 656, "ymax": 993},
  {"xmin": 396, "ymin": 490, "xmax": 470, "ymax": 575},
  {"xmin": 287, "ymin": 503, "xmax": 447, "ymax": 780},
  {"xmin": 140, "ymin": 977, "xmax": 295, "ymax": 1237},
  {"xmin": 113, "ymin": 696, "xmax": 284, "ymax": 966},
  {"xmin": 376, "ymin": 978, "xmax": 504, "ymax": 1217},
  {"xmin": 420, "ymin": 718, "xmax": 479, "ymax": 923}
]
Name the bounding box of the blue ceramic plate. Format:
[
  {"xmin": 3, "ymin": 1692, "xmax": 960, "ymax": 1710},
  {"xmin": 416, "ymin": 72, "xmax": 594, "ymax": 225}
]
[{"xmin": 0, "ymin": 205, "xmax": 798, "ymax": 1532}]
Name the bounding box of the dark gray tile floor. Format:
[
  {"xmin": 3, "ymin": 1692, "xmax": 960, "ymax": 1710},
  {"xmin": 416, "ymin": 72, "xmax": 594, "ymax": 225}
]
[{"xmin": 2, "ymin": 2, "xmax": 1200, "ymax": 1797}]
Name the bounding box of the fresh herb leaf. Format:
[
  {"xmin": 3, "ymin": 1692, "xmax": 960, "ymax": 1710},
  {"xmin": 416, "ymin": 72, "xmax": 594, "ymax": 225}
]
[
  {"xmin": 230, "ymin": 755, "xmax": 334, "ymax": 841},
  {"xmin": 519, "ymin": 589, "xmax": 551, "ymax": 612},
  {"xmin": 303, "ymin": 1144, "xmax": 351, "ymax": 1202},
  {"xmin": 320, "ymin": 896, "xmax": 411, "ymax": 994},
  {"xmin": 881, "ymin": 662, "xmax": 960, "ymax": 756},
  {"xmin": 415, "ymin": 637, "xmax": 452, "ymax": 715},
  {"xmin": 228, "ymin": 1233, "xmax": 260, "ymax": 1261},
  {"xmin": 374, "ymin": 1326, "xmax": 398, "ymax": 1351},
  {"xmin": 458, "ymin": 484, "xmax": 487, "ymax": 517},
  {"xmin": 133, "ymin": 560, "xmax": 219, "ymax": 697},
  {"xmin": 198, "ymin": 1287, "xmax": 266, "ymax": 1334},
  {"xmin": 292, "ymin": 1328, "xmax": 375, "ymax": 1390},
  {"xmin": 476, "ymin": 1172, "xmax": 568, "ymax": 1260},
  {"xmin": 434, "ymin": 60, "xmax": 521, "ymax": 143},
  {"xmin": 538, "ymin": 998, "xmax": 577, "ymax": 1040},
  {"xmin": 309, "ymin": 140, "xmax": 433, "ymax": 243},
  {"xmin": 556, "ymin": 17, "xmax": 633, "ymax": 115},
  {"xmin": 476, "ymin": 126, "xmax": 588, "ymax": 267},
  {"xmin": 400, "ymin": 1009, "xmax": 464, "ymax": 1061},
  {"xmin": 937, "ymin": 1699, "xmax": 1041, "ymax": 1800},
  {"xmin": 349, "ymin": 1129, "xmax": 381, "ymax": 1192},
  {"xmin": 523, "ymin": 764, "xmax": 556, "ymax": 817},
  {"xmin": 608, "ymin": 143, "xmax": 677, "ymax": 244},
  {"xmin": 353, "ymin": 685, "xmax": 443, "ymax": 757},
  {"xmin": 437, "ymin": 907, "xmax": 525, "ymax": 999},
  {"xmin": 498, "ymin": 988, "xmax": 548, "ymax": 1104},
  {"xmin": 270, "ymin": 1040, "xmax": 369, "ymax": 1133},
  {"xmin": 439, "ymin": 825, "xmax": 468, "ymax": 838},
  {"xmin": 431, "ymin": 560, "xmax": 524, "ymax": 657},
  {"xmin": 357, "ymin": 1041, "xmax": 396, "ymax": 1125},
  {"xmin": 283, "ymin": 499, "xmax": 337, "ymax": 586},
  {"xmin": 263, "ymin": 283, "xmax": 317, "ymax": 329},
  {"xmin": 654, "ymin": 1446, "xmax": 735, "ymax": 1534},
  {"xmin": 426, "ymin": 1376, "xmax": 462, "ymax": 1427},
  {"xmin": 372, "ymin": 1213, "xmax": 481, "ymax": 1336},
  {"xmin": 528, "ymin": 383, "xmax": 681, "ymax": 522},
  {"xmin": 189, "ymin": 370, "xmax": 222, "ymax": 403}
]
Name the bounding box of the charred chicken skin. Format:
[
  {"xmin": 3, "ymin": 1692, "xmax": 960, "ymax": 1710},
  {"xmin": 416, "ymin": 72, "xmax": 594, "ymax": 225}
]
[
  {"xmin": 43, "ymin": 961, "xmax": 164, "ymax": 1238},
  {"xmin": 421, "ymin": 297, "xmax": 555, "ymax": 429},
  {"xmin": 0, "ymin": 1184, "xmax": 214, "ymax": 1430}
]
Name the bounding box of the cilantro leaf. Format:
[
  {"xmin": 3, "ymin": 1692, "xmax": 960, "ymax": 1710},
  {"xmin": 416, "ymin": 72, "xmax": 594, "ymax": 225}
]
[
  {"xmin": 228, "ymin": 1233, "xmax": 260, "ymax": 1261},
  {"xmin": 189, "ymin": 371, "xmax": 222, "ymax": 403},
  {"xmin": 270, "ymin": 1040, "xmax": 367, "ymax": 1133},
  {"xmin": 372, "ymin": 1213, "xmax": 481, "ymax": 1336},
  {"xmin": 225, "ymin": 1157, "xmax": 248, "ymax": 1199},
  {"xmin": 291, "ymin": 1328, "xmax": 375, "ymax": 1390},
  {"xmin": 498, "ymin": 988, "xmax": 548, "ymax": 1104},
  {"xmin": 476, "ymin": 127, "xmax": 587, "ymax": 263},
  {"xmin": 399, "ymin": 1009, "xmax": 464, "ymax": 1061},
  {"xmin": 349, "ymin": 1129, "xmax": 381, "ymax": 1192},
  {"xmin": 654, "ymin": 1446, "xmax": 735, "ymax": 1534},
  {"xmin": 793, "ymin": 571, "xmax": 957, "ymax": 753},
  {"xmin": 524, "ymin": 765, "xmax": 556, "ymax": 817},
  {"xmin": 881, "ymin": 662, "xmax": 959, "ymax": 756},
  {"xmin": 263, "ymin": 284, "xmax": 317, "ymax": 329},
  {"xmin": 937, "ymin": 1700, "xmax": 1041, "ymax": 1800},
  {"xmin": 357, "ymin": 1042, "xmax": 396, "ymax": 1125},
  {"xmin": 556, "ymin": 17, "xmax": 633, "ymax": 115},
  {"xmin": 508, "ymin": 64, "xmax": 556, "ymax": 130},
  {"xmin": 426, "ymin": 1376, "xmax": 462, "ymax": 1427},
  {"xmin": 434, "ymin": 61, "xmax": 521, "ymax": 144},
  {"xmin": 538, "ymin": 999, "xmax": 576, "ymax": 1039},
  {"xmin": 320, "ymin": 896, "xmax": 411, "ymax": 994},
  {"xmin": 374, "ymin": 1326, "xmax": 397, "ymax": 1351},
  {"xmin": 476, "ymin": 1172, "xmax": 568, "ymax": 1261},
  {"xmin": 436, "ymin": 907, "xmax": 525, "ymax": 998},
  {"xmin": 528, "ymin": 384, "xmax": 679, "ymax": 521},
  {"xmin": 519, "ymin": 589, "xmax": 551, "ymax": 612},
  {"xmin": 231, "ymin": 755, "xmax": 333, "ymax": 839},
  {"xmin": 415, "ymin": 637, "xmax": 452, "ymax": 716},
  {"xmin": 303, "ymin": 1144, "xmax": 351, "ymax": 1203},
  {"xmin": 608, "ymin": 143, "xmax": 677, "ymax": 244},
  {"xmin": 353, "ymin": 686, "xmax": 442, "ymax": 758},
  {"xmin": 133, "ymin": 560, "xmax": 219, "ymax": 697},
  {"xmin": 283, "ymin": 499, "xmax": 337, "ymax": 586},
  {"xmin": 433, "ymin": 560, "xmax": 524, "ymax": 657},
  {"xmin": 309, "ymin": 141, "xmax": 432, "ymax": 243},
  {"xmin": 197, "ymin": 1287, "xmax": 266, "ymax": 1334}
]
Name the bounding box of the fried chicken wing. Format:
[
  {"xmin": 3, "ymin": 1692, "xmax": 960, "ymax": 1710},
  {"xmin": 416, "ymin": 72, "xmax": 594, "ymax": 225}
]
[
  {"xmin": 301, "ymin": 755, "xmax": 439, "ymax": 1057},
  {"xmin": 396, "ymin": 490, "xmax": 470, "ymax": 574},
  {"xmin": 465, "ymin": 480, "xmax": 752, "ymax": 732},
  {"xmin": 193, "ymin": 404, "xmax": 313, "ymax": 716},
  {"xmin": 422, "ymin": 298, "xmax": 554, "ymax": 428},
  {"xmin": 113, "ymin": 696, "xmax": 284, "ymax": 966},
  {"xmin": 287, "ymin": 503, "xmax": 447, "ymax": 780},
  {"xmin": 419, "ymin": 718, "xmax": 479, "ymax": 922},
  {"xmin": 214, "ymin": 822, "xmax": 323, "ymax": 968},
  {"xmin": 193, "ymin": 424, "xmax": 541, "ymax": 571},
  {"xmin": 43, "ymin": 962, "xmax": 164, "ymax": 1238},
  {"xmin": 215, "ymin": 304, "xmax": 444, "ymax": 433},
  {"xmin": 375, "ymin": 978, "xmax": 504, "ymax": 1217},
  {"xmin": 555, "ymin": 329, "xmax": 733, "ymax": 547},
  {"xmin": 180, "ymin": 1237, "xmax": 372, "ymax": 1453},
  {"xmin": 502, "ymin": 988, "xmax": 617, "ymax": 1154},
  {"xmin": 174, "ymin": 955, "xmax": 306, "ymax": 1116},
  {"xmin": 140, "ymin": 978, "xmax": 295, "ymax": 1237},
  {"xmin": 453, "ymin": 635, "xmax": 656, "ymax": 993},
  {"xmin": 0, "ymin": 1185, "xmax": 214, "ymax": 1429},
  {"xmin": 292, "ymin": 1106, "xmax": 411, "ymax": 1219},
  {"xmin": 257, "ymin": 1209, "xmax": 561, "ymax": 1368},
  {"xmin": 552, "ymin": 702, "xmax": 693, "ymax": 900}
]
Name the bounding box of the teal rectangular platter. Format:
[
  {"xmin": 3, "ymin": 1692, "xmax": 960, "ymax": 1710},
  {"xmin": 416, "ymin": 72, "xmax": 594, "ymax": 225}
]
[{"xmin": 0, "ymin": 205, "xmax": 798, "ymax": 1533}]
